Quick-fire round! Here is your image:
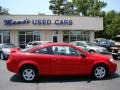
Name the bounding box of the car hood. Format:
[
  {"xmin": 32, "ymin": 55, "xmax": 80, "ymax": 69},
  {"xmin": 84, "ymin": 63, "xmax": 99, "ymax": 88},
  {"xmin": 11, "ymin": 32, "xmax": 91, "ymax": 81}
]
[
  {"xmin": 90, "ymin": 53, "xmax": 109, "ymax": 60},
  {"xmin": 89, "ymin": 46, "xmax": 106, "ymax": 50}
]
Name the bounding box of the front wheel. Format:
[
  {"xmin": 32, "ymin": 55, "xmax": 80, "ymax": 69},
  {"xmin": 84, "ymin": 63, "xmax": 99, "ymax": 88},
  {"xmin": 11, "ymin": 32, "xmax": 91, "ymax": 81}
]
[
  {"xmin": 92, "ymin": 65, "xmax": 107, "ymax": 79},
  {"xmin": 20, "ymin": 66, "xmax": 39, "ymax": 82}
]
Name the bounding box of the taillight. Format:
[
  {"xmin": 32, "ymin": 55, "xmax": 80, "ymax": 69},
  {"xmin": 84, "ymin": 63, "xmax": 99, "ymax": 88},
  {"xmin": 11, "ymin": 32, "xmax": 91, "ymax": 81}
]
[{"xmin": 10, "ymin": 48, "xmax": 20, "ymax": 53}]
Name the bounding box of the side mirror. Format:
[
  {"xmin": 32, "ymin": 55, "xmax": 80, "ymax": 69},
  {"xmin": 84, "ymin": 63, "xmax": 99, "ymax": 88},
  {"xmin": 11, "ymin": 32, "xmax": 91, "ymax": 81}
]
[{"xmin": 81, "ymin": 53, "xmax": 86, "ymax": 57}]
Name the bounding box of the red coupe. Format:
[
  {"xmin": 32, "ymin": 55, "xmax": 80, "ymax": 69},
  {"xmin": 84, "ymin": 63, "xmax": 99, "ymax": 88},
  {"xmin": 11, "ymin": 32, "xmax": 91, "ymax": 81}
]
[{"xmin": 7, "ymin": 43, "xmax": 117, "ymax": 82}]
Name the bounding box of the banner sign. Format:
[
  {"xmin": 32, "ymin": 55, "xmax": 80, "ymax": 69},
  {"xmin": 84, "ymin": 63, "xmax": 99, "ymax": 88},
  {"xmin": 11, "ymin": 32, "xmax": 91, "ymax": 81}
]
[{"xmin": 3, "ymin": 19, "xmax": 73, "ymax": 26}]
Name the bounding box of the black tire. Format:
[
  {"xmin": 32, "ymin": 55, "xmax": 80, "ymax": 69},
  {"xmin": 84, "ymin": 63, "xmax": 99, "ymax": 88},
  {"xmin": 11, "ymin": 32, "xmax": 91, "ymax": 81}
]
[
  {"xmin": 92, "ymin": 65, "xmax": 108, "ymax": 79},
  {"xmin": 20, "ymin": 66, "xmax": 39, "ymax": 82}
]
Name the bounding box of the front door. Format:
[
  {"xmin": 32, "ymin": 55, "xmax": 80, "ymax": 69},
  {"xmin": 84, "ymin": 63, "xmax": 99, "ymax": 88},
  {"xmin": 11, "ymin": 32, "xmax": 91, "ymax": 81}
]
[
  {"xmin": 51, "ymin": 46, "xmax": 87, "ymax": 75},
  {"xmin": 52, "ymin": 35, "xmax": 58, "ymax": 42}
]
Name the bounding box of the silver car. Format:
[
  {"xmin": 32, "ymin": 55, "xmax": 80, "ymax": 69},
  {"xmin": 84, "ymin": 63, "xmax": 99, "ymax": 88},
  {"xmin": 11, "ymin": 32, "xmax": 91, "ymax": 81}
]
[
  {"xmin": 26, "ymin": 41, "xmax": 52, "ymax": 48},
  {"xmin": 0, "ymin": 43, "xmax": 16, "ymax": 60},
  {"xmin": 70, "ymin": 41, "xmax": 108, "ymax": 54}
]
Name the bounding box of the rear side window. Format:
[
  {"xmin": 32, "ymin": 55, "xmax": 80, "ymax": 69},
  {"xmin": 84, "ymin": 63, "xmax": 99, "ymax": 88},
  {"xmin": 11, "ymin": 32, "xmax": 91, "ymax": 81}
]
[
  {"xmin": 34, "ymin": 48, "xmax": 48, "ymax": 54},
  {"xmin": 32, "ymin": 47, "xmax": 53, "ymax": 54}
]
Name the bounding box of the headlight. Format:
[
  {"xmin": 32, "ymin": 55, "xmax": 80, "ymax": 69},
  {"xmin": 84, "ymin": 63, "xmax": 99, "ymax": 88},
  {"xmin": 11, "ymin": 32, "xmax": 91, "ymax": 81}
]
[{"xmin": 110, "ymin": 58, "xmax": 117, "ymax": 64}]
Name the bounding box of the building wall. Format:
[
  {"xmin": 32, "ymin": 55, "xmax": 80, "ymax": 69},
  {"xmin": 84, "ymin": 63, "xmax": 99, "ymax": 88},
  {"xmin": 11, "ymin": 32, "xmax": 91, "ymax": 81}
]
[
  {"xmin": 0, "ymin": 15, "xmax": 103, "ymax": 47},
  {"xmin": 90, "ymin": 31, "xmax": 95, "ymax": 42},
  {"xmin": 42, "ymin": 30, "xmax": 63, "ymax": 42},
  {"xmin": 0, "ymin": 15, "xmax": 103, "ymax": 30},
  {"xmin": 59, "ymin": 30, "xmax": 63, "ymax": 42},
  {"xmin": 10, "ymin": 30, "xmax": 19, "ymax": 46}
]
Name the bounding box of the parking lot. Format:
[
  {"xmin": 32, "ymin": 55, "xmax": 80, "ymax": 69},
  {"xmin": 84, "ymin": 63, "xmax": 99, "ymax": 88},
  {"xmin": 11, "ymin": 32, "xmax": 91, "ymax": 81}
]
[{"xmin": 0, "ymin": 58, "xmax": 120, "ymax": 90}]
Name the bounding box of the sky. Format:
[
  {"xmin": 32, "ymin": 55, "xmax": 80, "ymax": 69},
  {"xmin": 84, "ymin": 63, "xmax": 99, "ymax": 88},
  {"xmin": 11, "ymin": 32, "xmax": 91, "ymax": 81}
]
[{"xmin": 0, "ymin": 0, "xmax": 120, "ymax": 15}]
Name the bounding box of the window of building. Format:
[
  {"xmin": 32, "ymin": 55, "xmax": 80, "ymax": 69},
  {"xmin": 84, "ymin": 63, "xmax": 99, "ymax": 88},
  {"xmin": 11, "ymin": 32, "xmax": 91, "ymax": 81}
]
[
  {"xmin": 0, "ymin": 31, "xmax": 10, "ymax": 43},
  {"xmin": 19, "ymin": 31, "xmax": 41, "ymax": 48},
  {"xmin": 63, "ymin": 30, "xmax": 90, "ymax": 43}
]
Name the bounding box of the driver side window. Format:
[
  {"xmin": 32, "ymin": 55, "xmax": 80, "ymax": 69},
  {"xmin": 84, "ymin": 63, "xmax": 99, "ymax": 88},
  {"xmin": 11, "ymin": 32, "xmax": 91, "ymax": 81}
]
[{"xmin": 52, "ymin": 46, "xmax": 82, "ymax": 56}]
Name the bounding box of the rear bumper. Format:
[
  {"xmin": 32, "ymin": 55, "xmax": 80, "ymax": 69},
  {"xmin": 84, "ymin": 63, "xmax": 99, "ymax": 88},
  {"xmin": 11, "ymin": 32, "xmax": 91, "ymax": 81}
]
[{"xmin": 6, "ymin": 59, "xmax": 19, "ymax": 74}]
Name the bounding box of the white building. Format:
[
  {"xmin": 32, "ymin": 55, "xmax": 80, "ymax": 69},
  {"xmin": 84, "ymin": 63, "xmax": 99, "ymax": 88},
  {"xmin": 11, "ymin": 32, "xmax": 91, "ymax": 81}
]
[{"xmin": 0, "ymin": 15, "xmax": 103, "ymax": 48}]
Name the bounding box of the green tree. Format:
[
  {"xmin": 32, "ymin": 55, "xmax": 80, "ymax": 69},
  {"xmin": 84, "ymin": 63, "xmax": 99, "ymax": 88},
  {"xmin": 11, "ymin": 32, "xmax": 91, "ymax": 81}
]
[
  {"xmin": 49, "ymin": 0, "xmax": 107, "ymax": 16},
  {"xmin": 49, "ymin": 0, "xmax": 120, "ymax": 39},
  {"xmin": 49, "ymin": 0, "xmax": 78, "ymax": 15},
  {"xmin": 64, "ymin": 2, "xmax": 79, "ymax": 15},
  {"xmin": 0, "ymin": 6, "xmax": 9, "ymax": 15},
  {"xmin": 49, "ymin": 0, "xmax": 67, "ymax": 15},
  {"xmin": 95, "ymin": 10, "xmax": 120, "ymax": 39},
  {"xmin": 72, "ymin": 0, "xmax": 107, "ymax": 16},
  {"xmin": 105, "ymin": 11, "xmax": 120, "ymax": 38}
]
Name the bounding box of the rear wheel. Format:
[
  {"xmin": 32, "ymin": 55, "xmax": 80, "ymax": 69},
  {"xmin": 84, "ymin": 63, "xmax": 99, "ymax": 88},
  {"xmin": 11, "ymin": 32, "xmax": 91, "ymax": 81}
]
[
  {"xmin": 20, "ymin": 66, "xmax": 39, "ymax": 82},
  {"xmin": 92, "ymin": 65, "xmax": 108, "ymax": 79}
]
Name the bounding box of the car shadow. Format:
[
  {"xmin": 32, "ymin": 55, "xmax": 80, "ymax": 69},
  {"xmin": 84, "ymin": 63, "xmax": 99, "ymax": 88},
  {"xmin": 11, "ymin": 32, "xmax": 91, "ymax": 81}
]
[{"xmin": 10, "ymin": 73, "xmax": 120, "ymax": 83}]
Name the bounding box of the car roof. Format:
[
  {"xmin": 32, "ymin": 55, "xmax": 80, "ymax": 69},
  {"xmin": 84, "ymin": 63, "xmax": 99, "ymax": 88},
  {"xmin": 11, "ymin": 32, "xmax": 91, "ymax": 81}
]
[
  {"xmin": 32, "ymin": 41, "xmax": 52, "ymax": 42},
  {"xmin": 37, "ymin": 42, "xmax": 70, "ymax": 47},
  {"xmin": 28, "ymin": 41, "xmax": 52, "ymax": 44},
  {"xmin": 71, "ymin": 41, "xmax": 86, "ymax": 43},
  {"xmin": 21, "ymin": 42, "xmax": 90, "ymax": 56},
  {"xmin": 27, "ymin": 42, "xmax": 90, "ymax": 54}
]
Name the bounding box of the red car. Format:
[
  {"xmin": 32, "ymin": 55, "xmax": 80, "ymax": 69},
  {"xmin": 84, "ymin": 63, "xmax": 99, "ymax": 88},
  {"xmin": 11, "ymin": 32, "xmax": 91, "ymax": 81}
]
[{"xmin": 7, "ymin": 43, "xmax": 117, "ymax": 82}]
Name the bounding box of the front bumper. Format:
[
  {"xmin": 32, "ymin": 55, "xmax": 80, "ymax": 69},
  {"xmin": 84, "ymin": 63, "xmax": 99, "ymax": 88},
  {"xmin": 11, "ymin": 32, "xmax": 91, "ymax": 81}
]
[{"xmin": 109, "ymin": 62, "xmax": 117, "ymax": 74}]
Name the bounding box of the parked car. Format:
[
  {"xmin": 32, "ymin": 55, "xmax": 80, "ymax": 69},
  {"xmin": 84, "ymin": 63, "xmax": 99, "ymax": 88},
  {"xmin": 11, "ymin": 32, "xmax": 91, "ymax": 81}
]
[
  {"xmin": 94, "ymin": 38, "xmax": 115, "ymax": 50},
  {"xmin": 70, "ymin": 41, "xmax": 108, "ymax": 54},
  {"xmin": 7, "ymin": 43, "xmax": 117, "ymax": 82},
  {"xmin": 26, "ymin": 41, "xmax": 52, "ymax": 48},
  {"xmin": 0, "ymin": 43, "xmax": 18, "ymax": 60},
  {"xmin": 111, "ymin": 35, "xmax": 120, "ymax": 60}
]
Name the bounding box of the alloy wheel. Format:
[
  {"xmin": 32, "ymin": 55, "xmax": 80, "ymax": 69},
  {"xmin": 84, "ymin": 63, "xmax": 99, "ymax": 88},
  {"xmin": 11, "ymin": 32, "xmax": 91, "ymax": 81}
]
[
  {"xmin": 94, "ymin": 66, "xmax": 106, "ymax": 79},
  {"xmin": 21, "ymin": 66, "xmax": 38, "ymax": 82}
]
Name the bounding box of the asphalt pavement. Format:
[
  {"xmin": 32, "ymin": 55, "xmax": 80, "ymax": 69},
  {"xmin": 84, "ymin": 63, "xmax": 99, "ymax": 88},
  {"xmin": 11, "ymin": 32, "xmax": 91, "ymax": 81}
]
[{"xmin": 0, "ymin": 59, "xmax": 120, "ymax": 90}]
